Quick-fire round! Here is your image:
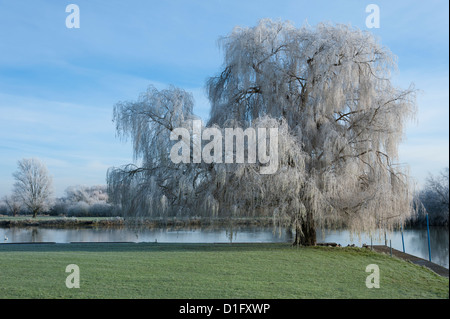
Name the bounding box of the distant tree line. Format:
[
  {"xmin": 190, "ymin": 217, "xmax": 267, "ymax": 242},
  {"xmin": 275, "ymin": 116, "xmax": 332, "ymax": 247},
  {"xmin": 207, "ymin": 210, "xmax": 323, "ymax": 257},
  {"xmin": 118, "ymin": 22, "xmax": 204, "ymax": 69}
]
[
  {"xmin": 1, "ymin": 184, "xmax": 115, "ymax": 217},
  {"xmin": 1, "ymin": 158, "xmax": 115, "ymax": 218},
  {"xmin": 1, "ymin": 159, "xmax": 447, "ymax": 226}
]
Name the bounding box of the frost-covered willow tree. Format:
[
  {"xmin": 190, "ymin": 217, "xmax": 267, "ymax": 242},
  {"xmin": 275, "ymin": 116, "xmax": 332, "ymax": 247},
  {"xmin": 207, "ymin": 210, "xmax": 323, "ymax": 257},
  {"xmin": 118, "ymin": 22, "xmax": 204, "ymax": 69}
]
[
  {"xmin": 107, "ymin": 85, "xmax": 199, "ymax": 218},
  {"xmin": 108, "ymin": 19, "xmax": 417, "ymax": 245}
]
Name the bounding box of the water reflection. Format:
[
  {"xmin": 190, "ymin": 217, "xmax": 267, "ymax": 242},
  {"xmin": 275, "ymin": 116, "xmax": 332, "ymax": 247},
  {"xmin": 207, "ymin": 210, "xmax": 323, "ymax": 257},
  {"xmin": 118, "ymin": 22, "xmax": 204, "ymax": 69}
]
[
  {"xmin": 1, "ymin": 226, "xmax": 447, "ymax": 269},
  {"xmin": 0, "ymin": 226, "xmax": 291, "ymax": 245}
]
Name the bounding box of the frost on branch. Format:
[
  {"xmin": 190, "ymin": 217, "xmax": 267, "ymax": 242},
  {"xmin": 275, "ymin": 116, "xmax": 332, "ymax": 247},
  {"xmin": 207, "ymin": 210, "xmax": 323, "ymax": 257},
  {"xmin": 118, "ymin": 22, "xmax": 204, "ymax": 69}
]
[{"xmin": 107, "ymin": 20, "xmax": 417, "ymax": 245}]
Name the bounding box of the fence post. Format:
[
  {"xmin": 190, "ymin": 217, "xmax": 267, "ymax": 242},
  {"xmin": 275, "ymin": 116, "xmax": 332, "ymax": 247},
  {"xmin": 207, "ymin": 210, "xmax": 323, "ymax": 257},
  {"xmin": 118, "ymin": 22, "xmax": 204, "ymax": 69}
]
[
  {"xmin": 389, "ymin": 239, "xmax": 392, "ymax": 257},
  {"xmin": 426, "ymin": 214, "xmax": 432, "ymax": 262},
  {"xmin": 401, "ymin": 225, "xmax": 405, "ymax": 253}
]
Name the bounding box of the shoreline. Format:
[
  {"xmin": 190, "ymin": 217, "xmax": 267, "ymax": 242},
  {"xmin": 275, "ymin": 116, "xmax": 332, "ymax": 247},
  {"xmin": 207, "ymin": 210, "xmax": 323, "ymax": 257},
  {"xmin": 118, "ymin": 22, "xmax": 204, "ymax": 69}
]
[{"xmin": 0, "ymin": 216, "xmax": 276, "ymax": 229}]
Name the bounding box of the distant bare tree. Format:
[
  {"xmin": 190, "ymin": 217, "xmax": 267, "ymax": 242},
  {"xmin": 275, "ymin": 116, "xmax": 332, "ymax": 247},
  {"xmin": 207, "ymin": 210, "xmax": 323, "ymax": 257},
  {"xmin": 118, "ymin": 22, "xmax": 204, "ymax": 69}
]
[
  {"xmin": 427, "ymin": 168, "xmax": 449, "ymax": 208},
  {"xmin": 13, "ymin": 158, "xmax": 53, "ymax": 218},
  {"xmin": 3, "ymin": 195, "xmax": 21, "ymax": 216},
  {"xmin": 418, "ymin": 168, "xmax": 449, "ymax": 225}
]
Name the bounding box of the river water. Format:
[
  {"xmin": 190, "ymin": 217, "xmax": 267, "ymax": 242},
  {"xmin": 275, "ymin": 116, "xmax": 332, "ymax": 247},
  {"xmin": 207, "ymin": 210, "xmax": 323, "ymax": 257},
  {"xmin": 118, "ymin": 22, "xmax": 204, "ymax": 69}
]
[{"xmin": 1, "ymin": 226, "xmax": 448, "ymax": 269}]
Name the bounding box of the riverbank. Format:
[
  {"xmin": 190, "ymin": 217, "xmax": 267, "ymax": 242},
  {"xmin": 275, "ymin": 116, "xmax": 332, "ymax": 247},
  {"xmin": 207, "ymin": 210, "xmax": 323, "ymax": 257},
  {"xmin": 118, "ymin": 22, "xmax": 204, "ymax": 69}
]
[
  {"xmin": 0, "ymin": 215, "xmax": 274, "ymax": 228},
  {"xmin": 0, "ymin": 216, "xmax": 124, "ymax": 228},
  {"xmin": 372, "ymin": 245, "xmax": 449, "ymax": 277},
  {"xmin": 0, "ymin": 242, "xmax": 448, "ymax": 299}
]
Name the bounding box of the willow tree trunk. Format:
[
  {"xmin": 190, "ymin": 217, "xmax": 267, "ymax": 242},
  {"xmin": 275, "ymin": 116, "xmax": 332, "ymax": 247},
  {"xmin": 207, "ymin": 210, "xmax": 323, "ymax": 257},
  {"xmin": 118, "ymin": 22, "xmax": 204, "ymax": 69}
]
[{"xmin": 293, "ymin": 211, "xmax": 317, "ymax": 246}]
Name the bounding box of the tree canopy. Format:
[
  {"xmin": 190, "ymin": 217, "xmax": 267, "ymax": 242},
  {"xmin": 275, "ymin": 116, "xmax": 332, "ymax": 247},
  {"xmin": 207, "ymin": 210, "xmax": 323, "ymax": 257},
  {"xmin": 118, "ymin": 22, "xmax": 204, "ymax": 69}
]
[{"xmin": 107, "ymin": 20, "xmax": 417, "ymax": 245}]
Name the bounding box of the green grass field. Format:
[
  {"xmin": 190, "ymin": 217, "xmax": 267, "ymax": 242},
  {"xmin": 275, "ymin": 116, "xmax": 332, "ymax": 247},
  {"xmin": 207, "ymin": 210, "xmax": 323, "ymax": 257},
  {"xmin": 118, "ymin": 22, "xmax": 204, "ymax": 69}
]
[{"xmin": 0, "ymin": 243, "xmax": 448, "ymax": 299}]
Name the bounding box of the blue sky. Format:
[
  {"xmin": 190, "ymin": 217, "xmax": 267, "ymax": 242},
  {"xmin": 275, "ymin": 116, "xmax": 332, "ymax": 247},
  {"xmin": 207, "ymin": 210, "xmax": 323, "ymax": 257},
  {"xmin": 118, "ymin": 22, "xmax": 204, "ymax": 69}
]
[{"xmin": 0, "ymin": 0, "xmax": 448, "ymax": 197}]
